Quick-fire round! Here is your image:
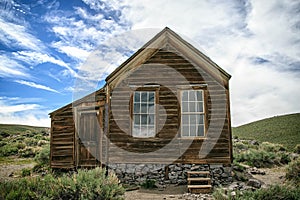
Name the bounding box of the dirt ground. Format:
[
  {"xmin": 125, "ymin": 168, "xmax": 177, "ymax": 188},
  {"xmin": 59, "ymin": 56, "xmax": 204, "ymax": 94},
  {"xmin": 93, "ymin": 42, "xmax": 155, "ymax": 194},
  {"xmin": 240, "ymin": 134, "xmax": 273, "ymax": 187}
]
[
  {"xmin": 124, "ymin": 185, "xmax": 188, "ymax": 200},
  {"xmin": 251, "ymin": 167, "xmax": 286, "ymax": 187},
  {"xmin": 0, "ymin": 162, "xmax": 35, "ymax": 182}
]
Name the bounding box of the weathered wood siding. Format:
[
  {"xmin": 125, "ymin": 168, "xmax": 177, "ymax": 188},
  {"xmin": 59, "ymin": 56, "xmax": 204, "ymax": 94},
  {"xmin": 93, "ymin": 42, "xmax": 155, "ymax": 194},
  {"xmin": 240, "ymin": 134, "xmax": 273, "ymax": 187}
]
[
  {"xmin": 50, "ymin": 104, "xmax": 75, "ymax": 168},
  {"xmin": 108, "ymin": 45, "xmax": 232, "ymax": 164},
  {"xmin": 50, "ymin": 90, "xmax": 107, "ymax": 168}
]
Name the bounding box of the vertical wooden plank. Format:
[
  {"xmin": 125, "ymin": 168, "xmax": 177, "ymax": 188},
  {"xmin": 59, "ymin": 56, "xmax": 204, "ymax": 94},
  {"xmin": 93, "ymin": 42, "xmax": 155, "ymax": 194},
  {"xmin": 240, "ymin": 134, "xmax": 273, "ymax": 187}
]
[{"xmin": 226, "ymin": 88, "xmax": 233, "ymax": 162}]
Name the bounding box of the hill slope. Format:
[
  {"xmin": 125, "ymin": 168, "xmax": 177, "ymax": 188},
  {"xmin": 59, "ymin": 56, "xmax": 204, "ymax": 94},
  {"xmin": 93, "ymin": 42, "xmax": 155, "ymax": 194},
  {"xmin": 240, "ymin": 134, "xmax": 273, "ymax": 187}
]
[
  {"xmin": 0, "ymin": 124, "xmax": 49, "ymax": 135},
  {"xmin": 232, "ymin": 113, "xmax": 300, "ymax": 151}
]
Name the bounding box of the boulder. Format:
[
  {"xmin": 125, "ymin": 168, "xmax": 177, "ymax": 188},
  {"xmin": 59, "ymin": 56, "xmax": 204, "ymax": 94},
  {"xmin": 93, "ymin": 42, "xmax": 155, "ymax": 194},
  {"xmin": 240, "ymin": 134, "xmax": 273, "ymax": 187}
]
[{"xmin": 247, "ymin": 179, "xmax": 261, "ymax": 189}]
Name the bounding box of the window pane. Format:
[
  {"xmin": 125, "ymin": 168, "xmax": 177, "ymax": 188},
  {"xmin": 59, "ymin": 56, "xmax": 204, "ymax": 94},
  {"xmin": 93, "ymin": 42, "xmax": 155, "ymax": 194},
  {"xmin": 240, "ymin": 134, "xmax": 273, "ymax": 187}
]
[
  {"xmin": 182, "ymin": 91, "xmax": 188, "ymax": 101},
  {"xmin": 189, "ymin": 102, "xmax": 196, "ymax": 112},
  {"xmin": 190, "ymin": 125, "xmax": 196, "ymax": 136},
  {"xmin": 197, "ymin": 125, "xmax": 204, "ymax": 136},
  {"xmin": 189, "ymin": 91, "xmax": 196, "ymax": 101},
  {"xmin": 182, "ymin": 115, "xmax": 189, "ymax": 125},
  {"xmin": 197, "ymin": 114, "xmax": 204, "ymax": 125},
  {"xmin": 134, "ymin": 92, "xmax": 140, "ymax": 102},
  {"xmin": 148, "ymin": 127, "xmax": 155, "ymax": 137},
  {"xmin": 182, "ymin": 126, "xmax": 189, "ymax": 137},
  {"xmin": 196, "ymin": 102, "xmax": 203, "ymax": 112},
  {"xmin": 148, "ymin": 114, "xmax": 155, "ymax": 125},
  {"xmin": 141, "ymin": 92, "xmax": 147, "ymax": 102},
  {"xmin": 149, "ymin": 92, "xmax": 155, "ymax": 102},
  {"xmin": 141, "ymin": 114, "xmax": 147, "ymax": 124},
  {"xmin": 148, "ymin": 103, "xmax": 155, "ymax": 113},
  {"xmin": 196, "ymin": 91, "xmax": 202, "ymax": 101},
  {"xmin": 134, "ymin": 103, "xmax": 140, "ymax": 113},
  {"xmin": 182, "ymin": 102, "xmax": 189, "ymax": 112},
  {"xmin": 134, "ymin": 115, "xmax": 140, "ymax": 125},
  {"xmin": 190, "ymin": 115, "xmax": 196, "ymax": 125},
  {"xmin": 141, "ymin": 103, "xmax": 147, "ymax": 113}
]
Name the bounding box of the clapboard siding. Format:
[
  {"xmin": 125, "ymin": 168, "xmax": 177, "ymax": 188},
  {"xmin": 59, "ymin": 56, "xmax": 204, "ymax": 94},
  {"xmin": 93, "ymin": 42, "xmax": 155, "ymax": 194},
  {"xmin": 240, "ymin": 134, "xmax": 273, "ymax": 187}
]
[
  {"xmin": 107, "ymin": 47, "xmax": 231, "ymax": 164},
  {"xmin": 50, "ymin": 27, "xmax": 232, "ymax": 169},
  {"xmin": 50, "ymin": 105, "xmax": 75, "ymax": 168}
]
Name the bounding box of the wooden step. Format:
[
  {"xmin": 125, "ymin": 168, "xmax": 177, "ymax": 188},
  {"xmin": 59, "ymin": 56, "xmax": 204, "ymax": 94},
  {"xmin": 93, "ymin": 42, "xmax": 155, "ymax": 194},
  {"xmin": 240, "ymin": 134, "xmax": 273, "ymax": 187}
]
[
  {"xmin": 187, "ymin": 171, "xmax": 210, "ymax": 175},
  {"xmin": 188, "ymin": 177, "xmax": 211, "ymax": 181},
  {"xmin": 188, "ymin": 185, "xmax": 212, "ymax": 189}
]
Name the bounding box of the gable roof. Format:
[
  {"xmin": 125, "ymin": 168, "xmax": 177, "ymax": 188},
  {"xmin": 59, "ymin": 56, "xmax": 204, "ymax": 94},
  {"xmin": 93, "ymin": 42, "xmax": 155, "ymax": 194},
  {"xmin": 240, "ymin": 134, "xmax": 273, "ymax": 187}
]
[
  {"xmin": 105, "ymin": 27, "xmax": 231, "ymax": 88},
  {"xmin": 50, "ymin": 27, "xmax": 231, "ymax": 116}
]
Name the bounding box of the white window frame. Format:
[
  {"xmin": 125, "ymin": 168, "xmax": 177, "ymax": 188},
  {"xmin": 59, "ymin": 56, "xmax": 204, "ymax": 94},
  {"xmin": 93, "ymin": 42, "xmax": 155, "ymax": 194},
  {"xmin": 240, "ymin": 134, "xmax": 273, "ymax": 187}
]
[
  {"xmin": 181, "ymin": 89, "xmax": 206, "ymax": 137},
  {"xmin": 132, "ymin": 91, "xmax": 156, "ymax": 138}
]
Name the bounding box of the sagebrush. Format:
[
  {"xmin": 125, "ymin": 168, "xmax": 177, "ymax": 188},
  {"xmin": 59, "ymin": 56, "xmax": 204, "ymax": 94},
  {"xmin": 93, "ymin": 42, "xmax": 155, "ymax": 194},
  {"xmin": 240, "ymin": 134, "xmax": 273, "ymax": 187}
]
[{"xmin": 0, "ymin": 167, "xmax": 124, "ymax": 200}]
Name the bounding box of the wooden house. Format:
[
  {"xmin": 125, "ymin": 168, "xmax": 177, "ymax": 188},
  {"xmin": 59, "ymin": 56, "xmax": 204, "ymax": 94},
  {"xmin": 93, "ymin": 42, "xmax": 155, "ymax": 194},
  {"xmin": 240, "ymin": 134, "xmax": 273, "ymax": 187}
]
[{"xmin": 50, "ymin": 27, "xmax": 232, "ymax": 189}]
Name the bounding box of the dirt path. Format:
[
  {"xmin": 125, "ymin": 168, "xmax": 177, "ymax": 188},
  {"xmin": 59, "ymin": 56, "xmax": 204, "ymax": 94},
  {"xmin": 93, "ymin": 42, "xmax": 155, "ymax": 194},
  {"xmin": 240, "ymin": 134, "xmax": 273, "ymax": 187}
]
[
  {"xmin": 251, "ymin": 166, "xmax": 286, "ymax": 187},
  {"xmin": 124, "ymin": 185, "xmax": 213, "ymax": 200},
  {"xmin": 0, "ymin": 162, "xmax": 35, "ymax": 182}
]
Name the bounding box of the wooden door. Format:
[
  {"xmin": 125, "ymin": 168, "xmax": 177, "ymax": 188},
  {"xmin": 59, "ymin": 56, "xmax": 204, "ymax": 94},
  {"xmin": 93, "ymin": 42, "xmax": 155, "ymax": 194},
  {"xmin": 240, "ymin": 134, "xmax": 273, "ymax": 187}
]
[{"xmin": 78, "ymin": 109, "xmax": 103, "ymax": 167}]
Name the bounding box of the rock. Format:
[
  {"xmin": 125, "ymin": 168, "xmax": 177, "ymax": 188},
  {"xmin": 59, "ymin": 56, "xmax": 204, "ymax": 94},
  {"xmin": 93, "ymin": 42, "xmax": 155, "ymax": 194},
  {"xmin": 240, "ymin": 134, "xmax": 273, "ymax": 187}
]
[
  {"xmin": 248, "ymin": 167, "xmax": 266, "ymax": 175},
  {"xmin": 228, "ymin": 182, "xmax": 239, "ymax": 190},
  {"xmin": 250, "ymin": 140, "xmax": 259, "ymax": 146},
  {"xmin": 230, "ymin": 191, "xmax": 236, "ymax": 197},
  {"xmin": 247, "ymin": 179, "xmax": 261, "ymax": 189}
]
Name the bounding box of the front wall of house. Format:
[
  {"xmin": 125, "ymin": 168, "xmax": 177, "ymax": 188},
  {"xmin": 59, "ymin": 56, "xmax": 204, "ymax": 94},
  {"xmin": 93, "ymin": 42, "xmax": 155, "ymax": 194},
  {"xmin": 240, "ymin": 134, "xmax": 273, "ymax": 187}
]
[{"xmin": 108, "ymin": 46, "xmax": 231, "ymax": 164}]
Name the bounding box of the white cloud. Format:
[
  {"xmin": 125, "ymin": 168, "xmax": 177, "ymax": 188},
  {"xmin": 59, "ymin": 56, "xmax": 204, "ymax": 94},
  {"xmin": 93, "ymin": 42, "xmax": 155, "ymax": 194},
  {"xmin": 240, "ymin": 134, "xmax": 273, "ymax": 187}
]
[
  {"xmin": 109, "ymin": 0, "xmax": 300, "ymax": 126},
  {"xmin": 0, "ymin": 18, "xmax": 44, "ymax": 51},
  {"xmin": 0, "ymin": 96, "xmax": 50, "ymax": 127},
  {"xmin": 13, "ymin": 51, "xmax": 69, "ymax": 68},
  {"xmin": 44, "ymin": 2, "xmax": 130, "ymax": 63},
  {"xmin": 12, "ymin": 50, "xmax": 77, "ymax": 77},
  {"xmin": 0, "ymin": 54, "xmax": 30, "ymax": 78},
  {"xmin": 14, "ymin": 80, "xmax": 60, "ymax": 94}
]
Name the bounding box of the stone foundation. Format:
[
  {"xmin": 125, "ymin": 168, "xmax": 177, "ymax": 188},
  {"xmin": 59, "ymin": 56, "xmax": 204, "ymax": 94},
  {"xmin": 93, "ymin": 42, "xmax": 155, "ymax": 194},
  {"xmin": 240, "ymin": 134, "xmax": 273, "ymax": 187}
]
[{"xmin": 108, "ymin": 163, "xmax": 232, "ymax": 186}]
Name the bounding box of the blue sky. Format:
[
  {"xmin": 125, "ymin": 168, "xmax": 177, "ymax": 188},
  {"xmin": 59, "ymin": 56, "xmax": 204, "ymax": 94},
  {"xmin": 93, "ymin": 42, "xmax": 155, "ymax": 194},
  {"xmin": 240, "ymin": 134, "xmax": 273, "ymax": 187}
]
[{"xmin": 0, "ymin": 0, "xmax": 299, "ymax": 127}]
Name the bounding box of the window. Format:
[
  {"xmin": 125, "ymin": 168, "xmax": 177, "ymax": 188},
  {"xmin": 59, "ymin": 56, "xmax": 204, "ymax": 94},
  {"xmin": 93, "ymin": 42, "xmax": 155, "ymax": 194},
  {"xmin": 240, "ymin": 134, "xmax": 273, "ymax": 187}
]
[
  {"xmin": 132, "ymin": 91, "xmax": 156, "ymax": 137},
  {"xmin": 181, "ymin": 90, "xmax": 205, "ymax": 137}
]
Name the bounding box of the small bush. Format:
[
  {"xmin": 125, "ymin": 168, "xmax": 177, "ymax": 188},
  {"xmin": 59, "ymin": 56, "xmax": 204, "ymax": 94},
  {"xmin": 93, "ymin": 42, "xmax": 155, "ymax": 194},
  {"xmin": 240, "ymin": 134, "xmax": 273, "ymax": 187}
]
[
  {"xmin": 294, "ymin": 144, "xmax": 300, "ymax": 154},
  {"xmin": 34, "ymin": 144, "xmax": 50, "ymax": 166},
  {"xmin": 21, "ymin": 168, "xmax": 31, "ymax": 177},
  {"xmin": 0, "ymin": 144, "xmax": 18, "ymax": 156},
  {"xmin": 261, "ymin": 142, "xmax": 286, "ymax": 152},
  {"xmin": 18, "ymin": 147, "xmax": 36, "ymax": 158},
  {"xmin": 213, "ymin": 184, "xmax": 300, "ymax": 200},
  {"xmin": 234, "ymin": 149, "xmax": 277, "ymax": 168},
  {"xmin": 141, "ymin": 179, "xmax": 156, "ymax": 189},
  {"xmin": 0, "ymin": 167, "xmax": 124, "ymax": 200},
  {"xmin": 286, "ymin": 158, "xmax": 300, "ymax": 185}
]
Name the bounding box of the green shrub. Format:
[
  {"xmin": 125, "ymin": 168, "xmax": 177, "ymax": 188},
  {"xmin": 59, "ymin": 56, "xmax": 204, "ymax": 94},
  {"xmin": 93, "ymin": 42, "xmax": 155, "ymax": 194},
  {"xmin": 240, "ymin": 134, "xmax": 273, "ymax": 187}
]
[
  {"xmin": 34, "ymin": 145, "xmax": 49, "ymax": 166},
  {"xmin": 261, "ymin": 142, "xmax": 286, "ymax": 152},
  {"xmin": 141, "ymin": 179, "xmax": 156, "ymax": 189},
  {"xmin": 234, "ymin": 141, "xmax": 248, "ymax": 151},
  {"xmin": 286, "ymin": 158, "xmax": 300, "ymax": 185},
  {"xmin": 21, "ymin": 168, "xmax": 31, "ymax": 177},
  {"xmin": 0, "ymin": 144, "xmax": 18, "ymax": 156},
  {"xmin": 18, "ymin": 147, "xmax": 36, "ymax": 158},
  {"xmin": 234, "ymin": 149, "xmax": 277, "ymax": 168},
  {"xmin": 213, "ymin": 184, "xmax": 300, "ymax": 200},
  {"xmin": 0, "ymin": 167, "xmax": 124, "ymax": 200},
  {"xmin": 294, "ymin": 144, "xmax": 300, "ymax": 154}
]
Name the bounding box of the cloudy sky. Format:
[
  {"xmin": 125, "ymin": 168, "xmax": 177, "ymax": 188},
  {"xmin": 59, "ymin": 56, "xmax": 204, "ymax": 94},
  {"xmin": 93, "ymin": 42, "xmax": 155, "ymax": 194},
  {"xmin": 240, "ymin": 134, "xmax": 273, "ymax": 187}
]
[{"xmin": 0, "ymin": 0, "xmax": 299, "ymax": 127}]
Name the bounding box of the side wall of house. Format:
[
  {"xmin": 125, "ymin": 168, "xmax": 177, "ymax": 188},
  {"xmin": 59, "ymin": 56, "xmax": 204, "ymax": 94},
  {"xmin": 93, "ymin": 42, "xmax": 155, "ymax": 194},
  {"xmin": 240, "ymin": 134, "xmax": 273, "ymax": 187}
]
[
  {"xmin": 108, "ymin": 45, "xmax": 231, "ymax": 164},
  {"xmin": 50, "ymin": 104, "xmax": 75, "ymax": 168}
]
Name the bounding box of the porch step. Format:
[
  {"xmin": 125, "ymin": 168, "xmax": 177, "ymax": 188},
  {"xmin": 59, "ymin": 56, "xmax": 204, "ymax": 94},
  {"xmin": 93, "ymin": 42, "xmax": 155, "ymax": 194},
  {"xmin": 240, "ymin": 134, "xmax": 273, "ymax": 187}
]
[
  {"xmin": 188, "ymin": 177, "xmax": 211, "ymax": 181},
  {"xmin": 187, "ymin": 185, "xmax": 212, "ymax": 189},
  {"xmin": 187, "ymin": 171, "xmax": 212, "ymax": 194}
]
